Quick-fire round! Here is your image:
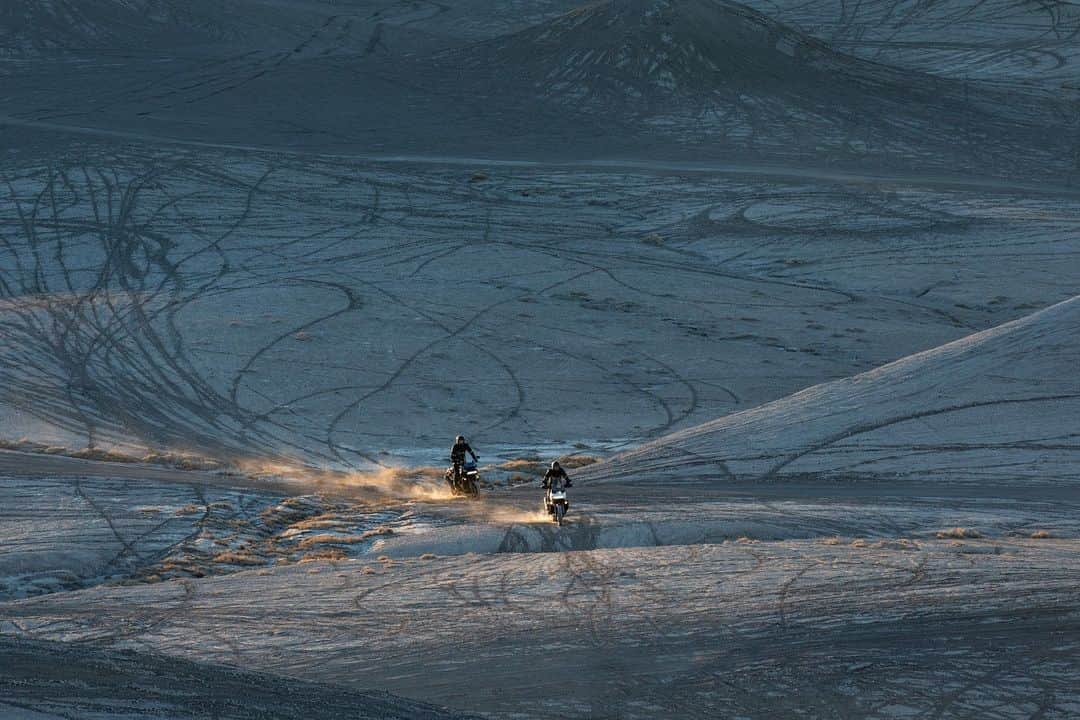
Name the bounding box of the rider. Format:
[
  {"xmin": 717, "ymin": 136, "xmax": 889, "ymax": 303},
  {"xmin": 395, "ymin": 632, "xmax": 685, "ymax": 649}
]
[
  {"xmin": 541, "ymin": 460, "xmax": 572, "ymax": 491},
  {"xmin": 450, "ymin": 435, "xmax": 478, "ymax": 481}
]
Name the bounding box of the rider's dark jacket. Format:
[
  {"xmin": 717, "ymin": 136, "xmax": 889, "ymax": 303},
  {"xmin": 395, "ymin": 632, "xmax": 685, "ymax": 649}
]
[
  {"xmin": 542, "ymin": 466, "xmax": 571, "ymax": 489},
  {"xmin": 451, "ymin": 441, "xmax": 477, "ymax": 465}
]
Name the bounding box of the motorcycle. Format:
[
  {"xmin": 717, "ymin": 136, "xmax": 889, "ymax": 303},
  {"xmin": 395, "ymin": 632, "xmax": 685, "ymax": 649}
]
[
  {"xmin": 545, "ymin": 484, "xmax": 570, "ymax": 526},
  {"xmin": 445, "ymin": 458, "xmax": 481, "ymax": 497}
]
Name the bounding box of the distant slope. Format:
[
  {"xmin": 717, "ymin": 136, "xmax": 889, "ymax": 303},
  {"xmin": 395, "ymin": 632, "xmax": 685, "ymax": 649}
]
[
  {"xmin": 737, "ymin": 0, "xmax": 1080, "ymax": 90},
  {"xmin": 0, "ymin": 1, "xmax": 217, "ymax": 54},
  {"xmin": 465, "ymin": 0, "xmax": 865, "ymax": 101},
  {"xmin": 2, "ymin": 0, "xmax": 1075, "ymax": 179},
  {"xmin": 448, "ymin": 0, "xmax": 1072, "ymax": 175},
  {"xmin": 0, "ymin": 0, "xmax": 354, "ymax": 56},
  {"xmin": 0, "ymin": 0, "xmax": 575, "ymax": 58},
  {"xmin": 583, "ymin": 296, "xmax": 1080, "ymax": 486}
]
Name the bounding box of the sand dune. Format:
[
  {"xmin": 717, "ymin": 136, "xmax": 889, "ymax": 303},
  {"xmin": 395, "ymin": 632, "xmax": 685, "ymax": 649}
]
[{"xmin": 586, "ymin": 295, "xmax": 1080, "ymax": 485}]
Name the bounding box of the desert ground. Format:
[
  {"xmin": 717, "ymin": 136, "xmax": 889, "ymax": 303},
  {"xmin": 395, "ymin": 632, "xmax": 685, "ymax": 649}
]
[{"xmin": 1, "ymin": 1, "xmax": 1078, "ymax": 718}]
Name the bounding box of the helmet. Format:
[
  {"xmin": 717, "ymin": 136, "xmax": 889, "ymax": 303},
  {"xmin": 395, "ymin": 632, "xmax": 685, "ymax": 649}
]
[
  {"xmin": 551, "ymin": 461, "xmax": 561, "ymax": 470},
  {"xmin": 456, "ymin": 435, "xmax": 465, "ymax": 443}
]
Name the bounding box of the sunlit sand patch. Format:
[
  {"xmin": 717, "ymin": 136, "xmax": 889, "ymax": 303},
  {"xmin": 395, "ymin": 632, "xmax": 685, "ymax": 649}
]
[{"xmin": 472, "ymin": 505, "xmax": 553, "ymax": 525}]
